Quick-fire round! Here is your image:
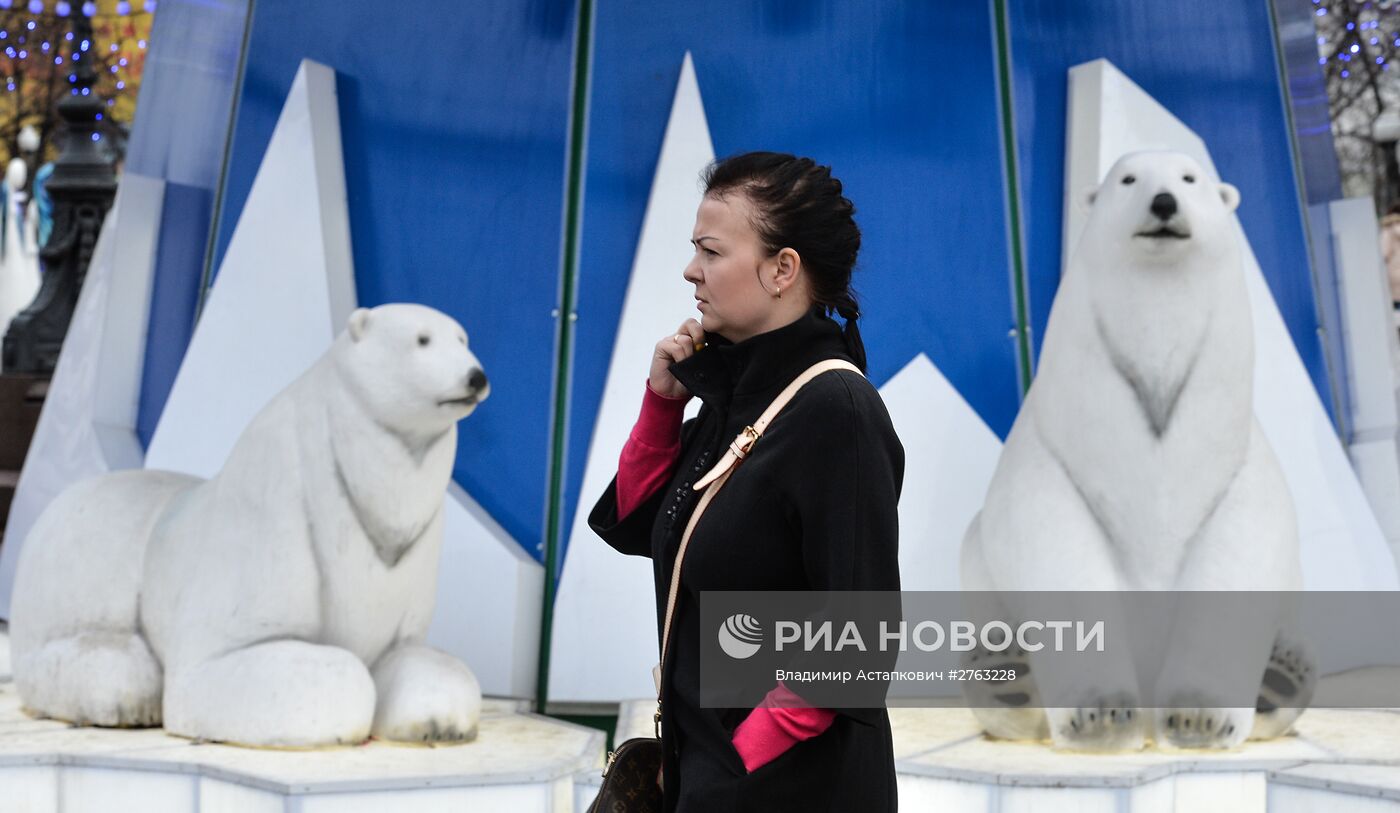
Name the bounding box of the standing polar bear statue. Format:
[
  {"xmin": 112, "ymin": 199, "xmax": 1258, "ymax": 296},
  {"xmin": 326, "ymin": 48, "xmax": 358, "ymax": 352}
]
[
  {"xmin": 11, "ymin": 304, "xmax": 490, "ymax": 747},
  {"xmin": 960, "ymin": 152, "xmax": 1313, "ymax": 751}
]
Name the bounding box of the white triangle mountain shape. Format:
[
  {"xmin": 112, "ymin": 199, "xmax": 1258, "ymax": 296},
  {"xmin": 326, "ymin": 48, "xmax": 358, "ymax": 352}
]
[
  {"xmin": 0, "ymin": 191, "xmax": 132, "ymax": 615},
  {"xmin": 882, "ymin": 353, "xmax": 1003, "ymax": 592},
  {"xmin": 550, "ymin": 52, "xmax": 716, "ymax": 703},
  {"xmin": 145, "ymin": 59, "xmax": 355, "ymax": 475},
  {"xmin": 547, "ymin": 53, "xmax": 1013, "ymax": 701}
]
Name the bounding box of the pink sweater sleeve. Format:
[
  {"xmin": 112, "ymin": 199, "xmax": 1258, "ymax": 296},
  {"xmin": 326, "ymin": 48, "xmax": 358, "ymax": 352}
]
[
  {"xmin": 731, "ymin": 682, "xmax": 837, "ymax": 773},
  {"xmin": 615, "ymin": 380, "xmax": 690, "ymax": 518}
]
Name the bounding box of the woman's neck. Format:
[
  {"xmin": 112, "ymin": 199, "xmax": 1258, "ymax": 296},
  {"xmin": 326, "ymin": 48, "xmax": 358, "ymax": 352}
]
[{"xmin": 720, "ymin": 297, "xmax": 815, "ymax": 344}]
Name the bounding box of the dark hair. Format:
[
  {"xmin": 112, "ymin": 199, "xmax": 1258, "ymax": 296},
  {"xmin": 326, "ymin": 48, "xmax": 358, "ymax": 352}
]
[
  {"xmin": 701, "ymin": 151, "xmax": 867, "ymax": 371},
  {"xmin": 1389, "ymin": 202, "xmax": 1400, "ymax": 217}
]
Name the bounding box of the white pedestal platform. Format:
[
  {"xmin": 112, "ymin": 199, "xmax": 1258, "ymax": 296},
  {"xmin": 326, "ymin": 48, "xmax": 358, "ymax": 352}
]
[
  {"xmin": 612, "ymin": 700, "xmax": 1400, "ymax": 812},
  {"xmin": 890, "ymin": 706, "xmax": 1400, "ymax": 812},
  {"xmin": 0, "ymin": 633, "xmax": 605, "ymax": 813}
]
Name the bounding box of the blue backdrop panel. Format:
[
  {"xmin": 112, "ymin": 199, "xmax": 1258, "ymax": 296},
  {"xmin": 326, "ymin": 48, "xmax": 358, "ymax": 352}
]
[
  {"xmin": 564, "ymin": 0, "xmax": 1020, "ymax": 566},
  {"xmin": 1271, "ymin": 0, "xmax": 1344, "ymax": 208},
  {"xmin": 1006, "ymin": 0, "xmax": 1336, "ymax": 419},
  {"xmin": 137, "ymin": 182, "xmax": 212, "ymax": 446},
  {"xmin": 1274, "ymin": 0, "xmax": 1351, "ymax": 433},
  {"xmin": 207, "ymin": 0, "xmax": 577, "ymax": 560},
  {"xmin": 129, "ymin": 0, "xmax": 251, "ymax": 447}
]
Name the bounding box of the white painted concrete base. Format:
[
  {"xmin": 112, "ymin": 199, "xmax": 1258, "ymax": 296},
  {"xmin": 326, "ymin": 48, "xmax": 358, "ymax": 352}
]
[
  {"xmin": 612, "ymin": 700, "xmax": 1400, "ymax": 811},
  {"xmin": 1270, "ymin": 764, "xmax": 1400, "ymax": 811},
  {"xmin": 896, "ymin": 706, "xmax": 1400, "ymax": 811},
  {"xmin": 0, "ymin": 632, "xmax": 602, "ymax": 812}
]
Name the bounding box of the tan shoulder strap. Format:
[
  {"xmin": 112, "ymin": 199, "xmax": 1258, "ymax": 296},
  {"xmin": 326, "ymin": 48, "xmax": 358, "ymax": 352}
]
[
  {"xmin": 657, "ymin": 358, "xmax": 862, "ymax": 667},
  {"xmin": 693, "ymin": 358, "xmax": 862, "ymax": 491}
]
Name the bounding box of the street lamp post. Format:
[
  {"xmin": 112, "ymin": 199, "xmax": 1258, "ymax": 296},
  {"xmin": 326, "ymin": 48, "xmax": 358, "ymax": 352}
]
[{"xmin": 1, "ymin": 12, "xmax": 115, "ymax": 373}]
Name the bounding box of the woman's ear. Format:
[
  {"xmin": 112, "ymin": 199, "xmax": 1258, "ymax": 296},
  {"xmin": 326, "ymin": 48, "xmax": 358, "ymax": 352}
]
[{"xmin": 772, "ymin": 247, "xmax": 802, "ymax": 290}]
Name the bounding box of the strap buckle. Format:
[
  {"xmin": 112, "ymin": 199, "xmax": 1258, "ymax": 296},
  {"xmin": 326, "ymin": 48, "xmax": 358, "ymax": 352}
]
[{"xmin": 729, "ymin": 425, "xmax": 760, "ymax": 459}]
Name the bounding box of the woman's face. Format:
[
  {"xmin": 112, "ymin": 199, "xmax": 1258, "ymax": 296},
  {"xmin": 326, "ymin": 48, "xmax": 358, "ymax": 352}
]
[{"xmin": 683, "ymin": 192, "xmax": 780, "ymax": 343}]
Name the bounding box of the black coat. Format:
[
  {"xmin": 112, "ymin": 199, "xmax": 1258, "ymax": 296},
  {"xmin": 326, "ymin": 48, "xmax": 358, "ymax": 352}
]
[{"xmin": 589, "ymin": 306, "xmax": 904, "ymax": 812}]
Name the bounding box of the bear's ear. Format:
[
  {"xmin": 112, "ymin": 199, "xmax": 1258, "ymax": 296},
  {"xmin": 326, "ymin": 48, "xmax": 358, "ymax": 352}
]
[
  {"xmin": 347, "ymin": 308, "xmax": 371, "ymax": 342},
  {"xmin": 1078, "ymin": 184, "xmax": 1099, "ymax": 213},
  {"xmin": 1218, "ymin": 182, "xmax": 1240, "ymax": 213}
]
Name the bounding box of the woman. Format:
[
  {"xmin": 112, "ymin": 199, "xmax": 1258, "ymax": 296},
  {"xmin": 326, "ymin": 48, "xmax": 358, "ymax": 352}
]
[{"xmin": 589, "ymin": 152, "xmax": 903, "ymax": 811}]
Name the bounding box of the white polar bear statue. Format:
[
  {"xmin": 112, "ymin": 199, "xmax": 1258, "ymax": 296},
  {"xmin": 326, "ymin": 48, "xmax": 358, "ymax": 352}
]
[
  {"xmin": 960, "ymin": 152, "xmax": 1313, "ymax": 751},
  {"xmin": 10, "ymin": 303, "xmax": 491, "ymax": 747}
]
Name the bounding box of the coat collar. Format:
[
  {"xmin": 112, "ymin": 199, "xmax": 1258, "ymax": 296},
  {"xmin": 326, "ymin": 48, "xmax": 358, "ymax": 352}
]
[{"xmin": 669, "ymin": 305, "xmax": 852, "ymax": 411}]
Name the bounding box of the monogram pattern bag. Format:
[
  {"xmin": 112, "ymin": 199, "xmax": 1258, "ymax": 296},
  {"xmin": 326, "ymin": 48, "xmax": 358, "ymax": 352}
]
[
  {"xmin": 587, "ymin": 735, "xmax": 665, "ymax": 813},
  {"xmin": 587, "ymin": 360, "xmax": 862, "ymax": 812}
]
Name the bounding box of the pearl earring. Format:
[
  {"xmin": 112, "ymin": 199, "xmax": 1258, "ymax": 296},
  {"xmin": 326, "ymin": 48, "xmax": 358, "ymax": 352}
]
[{"xmin": 775, "ymin": 287, "xmax": 782, "ymax": 299}]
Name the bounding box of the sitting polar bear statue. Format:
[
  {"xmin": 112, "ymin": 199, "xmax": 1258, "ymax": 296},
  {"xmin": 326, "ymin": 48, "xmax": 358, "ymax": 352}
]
[
  {"xmin": 960, "ymin": 152, "xmax": 1313, "ymax": 751},
  {"xmin": 11, "ymin": 303, "xmax": 490, "ymax": 747}
]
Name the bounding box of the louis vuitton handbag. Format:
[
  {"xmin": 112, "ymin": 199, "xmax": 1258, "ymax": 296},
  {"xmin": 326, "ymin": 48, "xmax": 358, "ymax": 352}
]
[{"xmin": 586, "ymin": 359, "xmax": 860, "ymax": 813}]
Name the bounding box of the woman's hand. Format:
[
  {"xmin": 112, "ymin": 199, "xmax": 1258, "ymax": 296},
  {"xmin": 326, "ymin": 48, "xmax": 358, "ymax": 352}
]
[{"xmin": 649, "ymin": 318, "xmax": 704, "ymax": 399}]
